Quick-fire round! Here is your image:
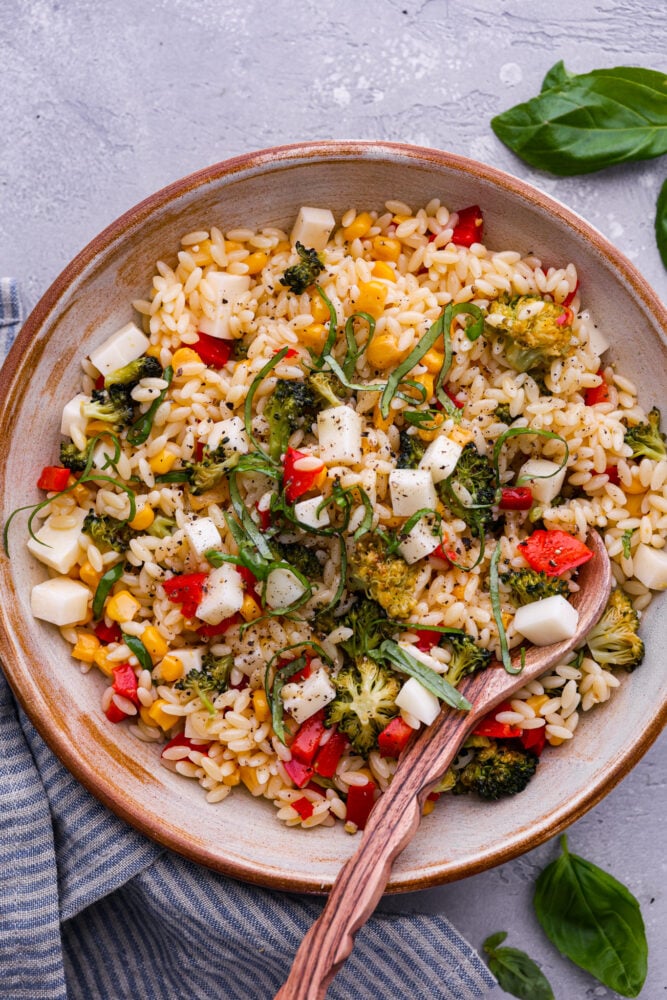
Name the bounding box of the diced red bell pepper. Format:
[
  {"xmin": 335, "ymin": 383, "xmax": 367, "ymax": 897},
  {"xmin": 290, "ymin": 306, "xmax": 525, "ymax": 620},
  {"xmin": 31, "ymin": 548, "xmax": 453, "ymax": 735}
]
[
  {"xmin": 112, "ymin": 663, "xmax": 140, "ymax": 706},
  {"xmin": 429, "ymin": 542, "xmax": 458, "ymax": 564},
  {"xmin": 313, "ymin": 730, "xmax": 348, "ymax": 778},
  {"xmin": 255, "ymin": 500, "xmax": 272, "ymax": 530},
  {"xmin": 283, "ymin": 447, "xmax": 325, "ymax": 503},
  {"xmin": 197, "ymin": 613, "xmax": 241, "ymax": 638},
  {"xmin": 275, "ymin": 347, "xmax": 298, "ymax": 358},
  {"xmin": 520, "ymin": 726, "xmax": 547, "ymax": 756},
  {"xmin": 434, "ymin": 386, "xmax": 465, "ymax": 410},
  {"xmin": 413, "ymin": 629, "xmax": 438, "ymax": 652},
  {"xmin": 161, "ymin": 733, "xmax": 211, "ymax": 757},
  {"xmin": 345, "ymin": 780, "xmax": 377, "ymax": 830},
  {"xmin": 562, "ymin": 281, "xmax": 579, "ymax": 308},
  {"xmin": 94, "ymin": 373, "xmax": 105, "ymax": 390},
  {"xmin": 377, "ymin": 717, "xmax": 414, "ymax": 758},
  {"xmin": 192, "ymin": 332, "xmax": 233, "ymax": 368},
  {"xmin": 473, "ymin": 702, "xmax": 522, "ymax": 739},
  {"xmin": 292, "ymin": 796, "xmax": 315, "ymax": 820},
  {"xmin": 427, "ymin": 792, "xmax": 441, "ymax": 803},
  {"xmin": 305, "ymin": 781, "xmax": 326, "ymax": 798},
  {"xmin": 94, "ymin": 620, "xmax": 122, "ymax": 644},
  {"xmin": 162, "ymin": 572, "xmax": 209, "ymax": 618},
  {"xmin": 290, "ymin": 710, "xmax": 326, "ymax": 765},
  {"xmin": 104, "ymin": 700, "xmax": 129, "ymax": 724},
  {"xmin": 585, "ymin": 370, "xmax": 611, "ymax": 406},
  {"xmin": 194, "ymin": 440, "xmax": 206, "ymax": 462},
  {"xmin": 605, "ymin": 465, "xmax": 620, "ymax": 486},
  {"xmin": 237, "ymin": 564, "xmax": 259, "ymax": 593},
  {"xmin": 451, "ymin": 205, "xmax": 484, "ymax": 247},
  {"xmin": 282, "ymin": 653, "xmax": 312, "ymax": 684},
  {"xmin": 554, "ymin": 306, "xmax": 574, "ymax": 327},
  {"xmin": 499, "ymin": 487, "xmax": 533, "ymax": 511},
  {"xmin": 283, "ymin": 757, "xmax": 314, "ymax": 789},
  {"xmin": 37, "ymin": 466, "xmax": 71, "ymax": 492},
  {"xmin": 518, "ymin": 529, "xmax": 593, "ymax": 577}
]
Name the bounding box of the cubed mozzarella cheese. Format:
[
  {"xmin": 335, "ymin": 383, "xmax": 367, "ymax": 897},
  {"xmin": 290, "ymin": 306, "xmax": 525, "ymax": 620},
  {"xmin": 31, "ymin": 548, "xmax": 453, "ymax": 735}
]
[
  {"xmin": 389, "ymin": 469, "xmax": 437, "ymax": 518},
  {"xmin": 583, "ymin": 315, "xmax": 610, "ymax": 356},
  {"xmin": 264, "ymin": 567, "xmax": 307, "ymax": 609},
  {"xmin": 61, "ymin": 393, "xmax": 91, "ymax": 447},
  {"xmin": 27, "ymin": 508, "xmax": 88, "ymax": 574},
  {"xmin": 183, "ymin": 517, "xmax": 222, "ymax": 559},
  {"xmin": 31, "ymin": 576, "xmax": 91, "ymax": 626},
  {"xmin": 89, "ymin": 322, "xmax": 150, "ymax": 377},
  {"xmin": 513, "ymin": 595, "xmax": 579, "ymax": 645},
  {"xmin": 633, "ymin": 544, "xmax": 667, "ymax": 590},
  {"xmin": 518, "ymin": 458, "xmax": 567, "ymax": 505},
  {"xmin": 197, "ymin": 273, "xmax": 251, "ymax": 339},
  {"xmin": 282, "ymin": 668, "xmax": 336, "ymax": 725},
  {"xmin": 195, "ymin": 564, "xmax": 244, "ymax": 625},
  {"xmin": 290, "ymin": 207, "xmax": 335, "ymax": 252},
  {"xmin": 294, "ymin": 494, "xmax": 330, "ymax": 529},
  {"xmin": 206, "ymin": 416, "xmax": 249, "ymax": 455},
  {"xmin": 168, "ymin": 647, "xmax": 207, "ymax": 676},
  {"xmin": 317, "ymin": 406, "xmax": 362, "ymax": 465},
  {"xmin": 398, "ymin": 515, "xmax": 441, "ymax": 564},
  {"xmin": 419, "ymin": 435, "xmax": 463, "ymax": 484},
  {"xmin": 395, "ymin": 677, "xmax": 440, "ymax": 726}
]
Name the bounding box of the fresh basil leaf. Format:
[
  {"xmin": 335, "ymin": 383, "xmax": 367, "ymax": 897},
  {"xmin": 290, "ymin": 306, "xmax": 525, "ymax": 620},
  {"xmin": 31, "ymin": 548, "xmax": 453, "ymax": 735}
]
[
  {"xmin": 124, "ymin": 634, "xmax": 153, "ymax": 672},
  {"xmin": 492, "ymin": 64, "xmax": 667, "ymax": 175},
  {"xmin": 541, "ymin": 60, "xmax": 572, "ymax": 92},
  {"xmin": 371, "ymin": 639, "xmax": 472, "ymax": 712},
  {"xmin": 656, "ymin": 177, "xmax": 667, "ymax": 269},
  {"xmin": 92, "ymin": 561, "xmax": 125, "ymax": 620},
  {"xmin": 483, "ymin": 932, "xmax": 555, "ymax": 1000},
  {"xmin": 534, "ymin": 835, "xmax": 648, "ymax": 997}
]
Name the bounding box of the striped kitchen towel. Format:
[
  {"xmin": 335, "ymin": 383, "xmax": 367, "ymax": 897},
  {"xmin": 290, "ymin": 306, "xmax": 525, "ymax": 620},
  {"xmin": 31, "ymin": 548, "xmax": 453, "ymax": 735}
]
[{"xmin": 0, "ymin": 280, "xmax": 496, "ymax": 1000}]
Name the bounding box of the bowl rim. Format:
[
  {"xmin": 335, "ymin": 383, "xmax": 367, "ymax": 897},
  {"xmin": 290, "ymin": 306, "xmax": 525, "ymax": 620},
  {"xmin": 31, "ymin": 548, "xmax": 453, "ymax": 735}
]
[{"xmin": 1, "ymin": 140, "xmax": 666, "ymax": 893}]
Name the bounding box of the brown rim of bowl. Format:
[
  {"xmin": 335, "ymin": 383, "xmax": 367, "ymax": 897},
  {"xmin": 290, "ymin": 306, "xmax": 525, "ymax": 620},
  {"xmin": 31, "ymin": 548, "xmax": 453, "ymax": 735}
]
[{"xmin": 1, "ymin": 141, "xmax": 666, "ymax": 894}]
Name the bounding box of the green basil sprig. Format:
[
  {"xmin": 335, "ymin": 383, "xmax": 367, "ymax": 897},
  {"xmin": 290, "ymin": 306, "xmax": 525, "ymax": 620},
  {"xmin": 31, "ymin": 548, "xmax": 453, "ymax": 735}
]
[
  {"xmin": 656, "ymin": 177, "xmax": 667, "ymax": 269},
  {"xmin": 369, "ymin": 639, "xmax": 471, "ymax": 712},
  {"xmin": 127, "ymin": 365, "xmax": 174, "ymax": 446},
  {"xmin": 124, "ymin": 634, "xmax": 153, "ymax": 672},
  {"xmin": 534, "ymin": 835, "xmax": 648, "ymax": 998},
  {"xmin": 483, "ymin": 932, "xmax": 554, "ymax": 1000},
  {"xmin": 92, "ymin": 561, "xmax": 125, "ymax": 620},
  {"xmin": 489, "ymin": 544, "xmax": 521, "ymax": 675},
  {"xmin": 492, "ymin": 62, "xmax": 667, "ymax": 176}
]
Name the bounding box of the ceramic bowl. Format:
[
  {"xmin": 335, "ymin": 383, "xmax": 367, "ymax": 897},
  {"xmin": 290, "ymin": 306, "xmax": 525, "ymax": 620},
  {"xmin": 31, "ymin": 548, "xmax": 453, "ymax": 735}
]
[{"xmin": 1, "ymin": 142, "xmax": 666, "ymax": 893}]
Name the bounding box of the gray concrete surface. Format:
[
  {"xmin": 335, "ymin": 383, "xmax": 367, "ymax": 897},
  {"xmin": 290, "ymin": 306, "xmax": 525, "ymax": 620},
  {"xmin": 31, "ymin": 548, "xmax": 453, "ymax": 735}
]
[{"xmin": 1, "ymin": 1, "xmax": 665, "ymax": 997}]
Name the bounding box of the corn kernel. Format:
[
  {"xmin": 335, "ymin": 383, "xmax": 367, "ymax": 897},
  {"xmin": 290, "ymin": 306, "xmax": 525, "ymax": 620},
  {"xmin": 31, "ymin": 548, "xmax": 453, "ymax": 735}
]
[
  {"xmin": 86, "ymin": 421, "xmax": 115, "ymax": 435},
  {"xmin": 422, "ymin": 798, "xmax": 436, "ymax": 816},
  {"xmin": 79, "ymin": 561, "xmax": 102, "ymax": 589},
  {"xmin": 366, "ymin": 331, "xmax": 406, "ymax": 370},
  {"xmin": 371, "ymin": 261, "xmax": 396, "ymax": 282},
  {"xmin": 452, "ymin": 584, "xmax": 466, "ymax": 600},
  {"xmin": 146, "ymin": 343, "xmax": 162, "ymax": 359},
  {"xmin": 141, "ymin": 625, "xmax": 169, "ymax": 663},
  {"xmin": 171, "ymin": 347, "xmax": 202, "ymax": 368},
  {"xmin": 244, "ymin": 251, "xmax": 268, "ymax": 275},
  {"xmin": 139, "ymin": 705, "xmax": 155, "ymax": 727},
  {"xmin": 148, "ymin": 699, "xmax": 179, "ymax": 731},
  {"xmin": 355, "ymin": 280, "xmax": 388, "ymax": 320},
  {"xmin": 404, "ymin": 372, "xmax": 434, "ymax": 403},
  {"xmin": 625, "ymin": 493, "xmax": 645, "ymax": 517},
  {"xmin": 372, "ymin": 399, "xmax": 394, "ymax": 433},
  {"xmin": 128, "ymin": 505, "xmax": 155, "ymax": 531},
  {"xmin": 343, "ymin": 212, "xmax": 373, "ymax": 241},
  {"xmin": 71, "ymin": 631, "xmax": 101, "ymax": 664},
  {"xmin": 149, "ymin": 449, "xmax": 178, "ymax": 474},
  {"xmin": 70, "ymin": 481, "xmax": 92, "ymax": 505},
  {"xmin": 298, "ymin": 323, "xmax": 327, "ymax": 350},
  {"xmin": 501, "ymin": 611, "xmax": 513, "ymax": 631},
  {"xmin": 449, "ymin": 426, "xmax": 474, "ymax": 447},
  {"xmin": 240, "ymin": 765, "xmax": 266, "ymax": 795},
  {"xmin": 159, "ymin": 654, "xmax": 184, "ymax": 682},
  {"xmin": 526, "ymin": 694, "xmax": 549, "ymax": 714},
  {"xmin": 372, "ymin": 235, "xmax": 401, "ymax": 262},
  {"xmin": 624, "ymin": 475, "xmax": 646, "ymax": 495},
  {"xmin": 94, "ymin": 645, "xmax": 115, "ymax": 677},
  {"xmin": 310, "ymin": 293, "xmax": 331, "ymax": 323},
  {"xmin": 67, "ymin": 564, "xmax": 81, "ymax": 580},
  {"xmin": 224, "ymin": 239, "xmax": 244, "ymax": 252},
  {"xmin": 421, "ymin": 348, "xmax": 446, "ymax": 375},
  {"xmin": 252, "ymin": 688, "xmax": 270, "ymax": 722},
  {"xmin": 273, "ymin": 240, "xmax": 291, "ymax": 256},
  {"xmin": 392, "ymin": 214, "xmax": 410, "ymax": 224},
  {"xmin": 547, "ymin": 734, "xmax": 566, "ymax": 747},
  {"xmin": 240, "ymin": 594, "xmax": 263, "ymax": 623},
  {"xmin": 222, "ymin": 769, "xmax": 241, "ymax": 787},
  {"xmin": 106, "ymin": 590, "xmax": 141, "ymax": 623}
]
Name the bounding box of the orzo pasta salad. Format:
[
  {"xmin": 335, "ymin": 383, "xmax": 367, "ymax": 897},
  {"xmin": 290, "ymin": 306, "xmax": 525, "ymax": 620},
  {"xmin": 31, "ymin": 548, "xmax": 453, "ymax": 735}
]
[{"xmin": 13, "ymin": 199, "xmax": 667, "ymax": 832}]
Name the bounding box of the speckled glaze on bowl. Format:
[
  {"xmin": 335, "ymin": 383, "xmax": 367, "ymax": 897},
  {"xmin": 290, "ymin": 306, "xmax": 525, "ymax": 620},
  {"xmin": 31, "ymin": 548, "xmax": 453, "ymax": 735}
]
[{"xmin": 1, "ymin": 142, "xmax": 666, "ymax": 893}]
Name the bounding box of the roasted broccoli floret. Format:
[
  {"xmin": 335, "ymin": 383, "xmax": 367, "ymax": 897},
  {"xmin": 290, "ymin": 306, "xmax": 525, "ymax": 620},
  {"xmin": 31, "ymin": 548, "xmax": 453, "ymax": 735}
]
[
  {"xmin": 274, "ymin": 541, "xmax": 322, "ymax": 579},
  {"xmin": 437, "ymin": 443, "xmax": 497, "ymax": 537},
  {"xmin": 501, "ymin": 568, "xmax": 569, "ymax": 606},
  {"xmin": 175, "ymin": 651, "xmax": 234, "ymax": 698},
  {"xmin": 486, "ymin": 294, "xmax": 575, "ymax": 373},
  {"xmin": 59, "ymin": 440, "xmax": 91, "ymax": 472},
  {"xmin": 326, "ymin": 656, "xmax": 401, "ymax": 755},
  {"xmin": 443, "ymin": 633, "xmax": 492, "ymax": 688},
  {"xmin": 81, "ymin": 384, "xmax": 135, "ymax": 429},
  {"xmin": 306, "ymin": 370, "xmax": 346, "ymax": 407},
  {"xmin": 348, "ymin": 533, "xmax": 420, "ymax": 619},
  {"xmin": 263, "ymin": 378, "xmax": 320, "ymax": 461},
  {"xmin": 624, "ymin": 407, "xmax": 666, "ymax": 462},
  {"xmin": 82, "ymin": 511, "xmax": 134, "ymax": 553},
  {"xmin": 280, "ymin": 242, "xmax": 325, "ymax": 294},
  {"xmin": 585, "ymin": 588, "xmax": 644, "ymax": 671},
  {"xmin": 104, "ymin": 355, "xmax": 162, "ymax": 388},
  {"xmin": 458, "ymin": 740, "xmax": 538, "ymax": 799},
  {"xmin": 332, "ymin": 597, "xmax": 397, "ymax": 664},
  {"xmin": 397, "ymin": 429, "xmax": 426, "ymax": 470},
  {"xmin": 146, "ymin": 514, "xmax": 177, "ymax": 538},
  {"xmin": 183, "ymin": 442, "xmax": 239, "ymax": 495},
  {"xmin": 494, "ymin": 403, "xmax": 513, "ymax": 425}
]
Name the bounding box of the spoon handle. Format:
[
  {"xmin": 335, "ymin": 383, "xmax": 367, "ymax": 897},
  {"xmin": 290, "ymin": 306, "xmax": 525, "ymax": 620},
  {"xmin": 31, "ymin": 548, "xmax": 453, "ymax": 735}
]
[{"xmin": 273, "ymin": 708, "xmax": 479, "ymax": 1000}]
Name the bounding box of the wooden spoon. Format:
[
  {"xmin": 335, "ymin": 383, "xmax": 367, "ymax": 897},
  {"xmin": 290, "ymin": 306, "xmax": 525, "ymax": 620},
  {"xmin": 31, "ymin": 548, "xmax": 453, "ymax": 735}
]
[{"xmin": 275, "ymin": 530, "xmax": 612, "ymax": 1000}]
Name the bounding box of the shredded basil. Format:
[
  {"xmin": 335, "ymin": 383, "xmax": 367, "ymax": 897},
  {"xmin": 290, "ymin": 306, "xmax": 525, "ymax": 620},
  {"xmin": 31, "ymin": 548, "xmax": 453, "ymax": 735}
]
[
  {"xmin": 264, "ymin": 641, "xmax": 334, "ymax": 744},
  {"xmin": 492, "ymin": 425, "xmax": 569, "ymax": 487},
  {"xmin": 342, "ymin": 311, "xmax": 376, "ymax": 379},
  {"xmin": 92, "ymin": 562, "xmax": 124, "ymax": 620},
  {"xmin": 127, "ymin": 365, "xmax": 174, "ymax": 446},
  {"xmin": 124, "ymin": 634, "xmax": 153, "ymax": 672},
  {"xmin": 370, "ymin": 639, "xmax": 472, "ymax": 712},
  {"xmin": 489, "ymin": 544, "xmax": 521, "ymax": 675},
  {"xmin": 243, "ymin": 347, "xmax": 290, "ymax": 457}
]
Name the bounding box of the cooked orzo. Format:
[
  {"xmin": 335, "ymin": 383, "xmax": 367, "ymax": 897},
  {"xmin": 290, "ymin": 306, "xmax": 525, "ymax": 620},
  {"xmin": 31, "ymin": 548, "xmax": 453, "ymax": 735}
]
[{"xmin": 15, "ymin": 198, "xmax": 667, "ymax": 831}]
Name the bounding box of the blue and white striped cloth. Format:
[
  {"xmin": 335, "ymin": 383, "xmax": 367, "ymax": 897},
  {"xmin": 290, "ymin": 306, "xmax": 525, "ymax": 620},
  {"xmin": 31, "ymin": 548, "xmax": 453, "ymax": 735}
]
[{"xmin": 0, "ymin": 278, "xmax": 496, "ymax": 1000}]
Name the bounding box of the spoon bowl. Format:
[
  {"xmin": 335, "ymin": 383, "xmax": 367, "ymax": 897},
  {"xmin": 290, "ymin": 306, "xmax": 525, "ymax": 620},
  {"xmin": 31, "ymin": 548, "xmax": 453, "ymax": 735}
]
[{"xmin": 276, "ymin": 530, "xmax": 613, "ymax": 999}]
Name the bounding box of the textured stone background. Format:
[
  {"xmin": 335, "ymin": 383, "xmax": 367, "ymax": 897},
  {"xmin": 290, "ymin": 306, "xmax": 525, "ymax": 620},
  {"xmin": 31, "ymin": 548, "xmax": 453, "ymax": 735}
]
[{"xmin": 1, "ymin": 1, "xmax": 665, "ymax": 997}]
